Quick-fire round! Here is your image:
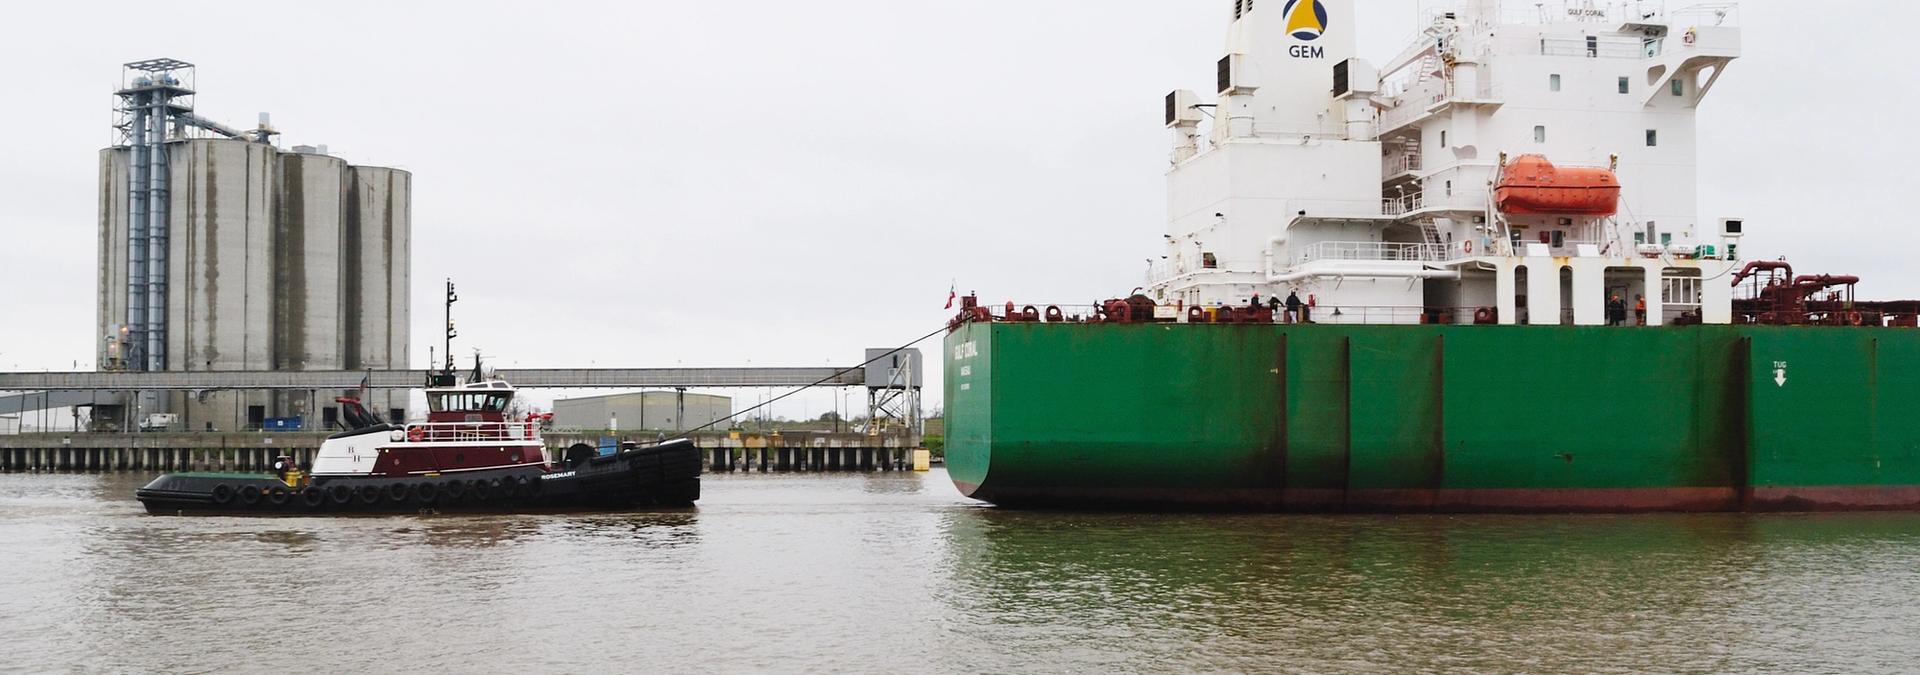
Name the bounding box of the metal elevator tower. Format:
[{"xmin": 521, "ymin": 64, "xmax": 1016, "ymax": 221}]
[{"xmin": 113, "ymin": 58, "xmax": 196, "ymax": 374}]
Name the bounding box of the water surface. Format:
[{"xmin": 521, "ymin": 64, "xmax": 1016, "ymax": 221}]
[{"xmin": 2, "ymin": 471, "xmax": 1917, "ymax": 673}]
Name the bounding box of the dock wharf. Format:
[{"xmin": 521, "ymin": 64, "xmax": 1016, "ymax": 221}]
[{"xmin": 0, "ymin": 430, "xmax": 921, "ymax": 475}]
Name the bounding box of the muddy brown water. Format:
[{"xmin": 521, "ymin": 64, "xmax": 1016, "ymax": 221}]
[{"xmin": 2, "ymin": 470, "xmax": 1918, "ymax": 673}]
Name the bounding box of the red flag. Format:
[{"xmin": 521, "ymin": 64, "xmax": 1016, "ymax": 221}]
[{"xmin": 943, "ymin": 282, "xmax": 957, "ymax": 310}]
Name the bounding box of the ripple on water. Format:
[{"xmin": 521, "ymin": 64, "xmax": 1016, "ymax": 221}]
[{"xmin": 2, "ymin": 473, "xmax": 1919, "ymax": 673}]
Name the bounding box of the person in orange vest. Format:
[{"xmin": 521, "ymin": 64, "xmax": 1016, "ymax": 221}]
[{"xmin": 1634, "ymin": 294, "xmax": 1647, "ymax": 326}]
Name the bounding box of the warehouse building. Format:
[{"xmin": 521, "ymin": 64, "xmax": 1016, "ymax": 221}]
[{"xmin": 552, "ymin": 391, "xmax": 733, "ymax": 432}]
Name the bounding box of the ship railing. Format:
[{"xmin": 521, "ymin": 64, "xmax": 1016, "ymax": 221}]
[
  {"xmin": 1246, "ymin": 120, "xmax": 1379, "ymax": 142},
  {"xmin": 1146, "ymin": 256, "xmax": 1265, "ymax": 286},
  {"xmin": 1380, "ymin": 92, "xmax": 1446, "ymax": 132},
  {"xmin": 1296, "ymin": 241, "xmax": 1453, "ymax": 265},
  {"xmin": 405, "ymin": 421, "xmax": 541, "ymax": 443},
  {"xmin": 1284, "ymin": 305, "xmax": 1470, "ymax": 326},
  {"xmin": 968, "ymin": 302, "xmax": 1525, "ymax": 327},
  {"xmin": 1384, "ymin": 193, "xmax": 1425, "ymax": 216}
]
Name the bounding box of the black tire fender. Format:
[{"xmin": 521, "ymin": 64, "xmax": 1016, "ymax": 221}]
[
  {"xmin": 238, "ymin": 485, "xmax": 263, "ymax": 506},
  {"xmin": 210, "ymin": 484, "xmax": 235, "ymax": 505}
]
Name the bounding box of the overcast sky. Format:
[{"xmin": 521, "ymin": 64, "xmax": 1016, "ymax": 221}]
[{"xmin": 1, "ymin": 1, "xmax": 1915, "ymax": 418}]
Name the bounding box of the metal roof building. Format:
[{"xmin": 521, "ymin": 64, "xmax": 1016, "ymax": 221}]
[{"xmin": 552, "ymin": 391, "xmax": 733, "ymax": 432}]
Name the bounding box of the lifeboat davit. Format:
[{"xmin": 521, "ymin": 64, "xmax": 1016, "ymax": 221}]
[{"xmin": 1494, "ymin": 155, "xmax": 1621, "ymax": 217}]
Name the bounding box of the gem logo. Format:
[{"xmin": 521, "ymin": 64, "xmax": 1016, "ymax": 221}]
[{"xmin": 1283, "ymin": 0, "xmax": 1330, "ymax": 41}]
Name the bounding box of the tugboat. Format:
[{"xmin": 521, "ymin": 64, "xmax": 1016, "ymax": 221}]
[{"xmin": 136, "ymin": 374, "xmax": 703, "ymax": 515}]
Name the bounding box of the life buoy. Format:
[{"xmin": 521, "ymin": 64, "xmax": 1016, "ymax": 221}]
[
  {"xmin": 406, "ymin": 426, "xmax": 425, "ymax": 443},
  {"xmin": 210, "ymin": 484, "xmax": 235, "ymax": 505},
  {"xmin": 1683, "ymin": 28, "xmax": 1698, "ymax": 45},
  {"xmin": 238, "ymin": 485, "xmax": 262, "ymax": 506},
  {"xmin": 1849, "ymin": 312, "xmax": 1865, "ymax": 326},
  {"xmin": 1464, "ymin": 240, "xmax": 1474, "ymax": 255}
]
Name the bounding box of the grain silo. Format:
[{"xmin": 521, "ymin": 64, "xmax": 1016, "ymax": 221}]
[{"xmin": 95, "ymin": 59, "xmax": 411, "ymax": 432}]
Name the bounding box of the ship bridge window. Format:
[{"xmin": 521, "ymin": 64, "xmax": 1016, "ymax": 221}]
[{"xmin": 428, "ymin": 393, "xmax": 511, "ymax": 413}]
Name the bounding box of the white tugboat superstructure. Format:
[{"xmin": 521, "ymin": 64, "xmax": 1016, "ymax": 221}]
[{"xmin": 1149, "ymin": 0, "xmax": 1743, "ymax": 326}]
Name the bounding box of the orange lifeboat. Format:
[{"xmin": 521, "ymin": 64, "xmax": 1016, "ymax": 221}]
[{"xmin": 1494, "ymin": 155, "xmax": 1621, "ymax": 217}]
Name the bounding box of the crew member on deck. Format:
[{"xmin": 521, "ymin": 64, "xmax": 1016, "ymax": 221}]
[
  {"xmin": 1635, "ymin": 294, "xmax": 1647, "ymax": 326},
  {"xmin": 1608, "ymin": 294, "xmax": 1627, "ymax": 326},
  {"xmin": 1285, "ymin": 291, "xmax": 1304, "ymax": 324}
]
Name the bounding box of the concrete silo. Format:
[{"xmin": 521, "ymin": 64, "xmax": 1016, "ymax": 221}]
[
  {"xmin": 95, "ymin": 59, "xmax": 413, "ymax": 432},
  {"xmin": 345, "ymin": 166, "xmax": 412, "ymax": 422}
]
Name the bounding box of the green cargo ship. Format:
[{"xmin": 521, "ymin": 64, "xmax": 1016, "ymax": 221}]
[
  {"xmin": 944, "ymin": 320, "xmax": 1920, "ymax": 512},
  {"xmin": 943, "ymin": 3, "xmax": 1918, "ymax": 511}
]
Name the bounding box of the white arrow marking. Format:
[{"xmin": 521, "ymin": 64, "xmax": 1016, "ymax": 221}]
[{"xmin": 1774, "ymin": 369, "xmax": 1788, "ymax": 387}]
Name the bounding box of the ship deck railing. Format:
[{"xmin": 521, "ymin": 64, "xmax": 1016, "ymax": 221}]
[
  {"xmin": 405, "ymin": 421, "xmax": 541, "ymax": 443},
  {"xmin": 1296, "ymin": 241, "xmax": 1455, "ymax": 265}
]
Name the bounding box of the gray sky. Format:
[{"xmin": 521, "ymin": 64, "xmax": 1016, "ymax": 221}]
[{"xmin": 1, "ymin": 1, "xmax": 1915, "ymax": 417}]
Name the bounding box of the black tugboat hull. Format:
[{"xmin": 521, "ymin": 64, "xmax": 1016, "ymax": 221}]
[{"xmin": 136, "ymin": 440, "xmax": 702, "ymax": 516}]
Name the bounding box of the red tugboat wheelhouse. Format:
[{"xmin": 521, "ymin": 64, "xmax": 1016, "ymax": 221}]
[{"xmin": 135, "ymin": 375, "xmax": 702, "ymax": 515}]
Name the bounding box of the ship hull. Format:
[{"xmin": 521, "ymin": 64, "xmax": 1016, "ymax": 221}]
[
  {"xmin": 944, "ymin": 322, "xmax": 1920, "ymax": 513},
  {"xmin": 136, "ymin": 439, "xmax": 702, "ymax": 516}
]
